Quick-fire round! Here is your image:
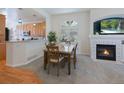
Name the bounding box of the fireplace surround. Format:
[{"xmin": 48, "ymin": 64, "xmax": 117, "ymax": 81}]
[{"xmin": 90, "ymin": 35, "xmax": 124, "ymax": 62}]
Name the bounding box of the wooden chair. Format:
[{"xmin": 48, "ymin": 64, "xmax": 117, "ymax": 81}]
[
  {"xmin": 64, "ymin": 43, "xmax": 78, "ymax": 69},
  {"xmin": 47, "ymin": 45, "xmax": 64, "ymax": 76}
]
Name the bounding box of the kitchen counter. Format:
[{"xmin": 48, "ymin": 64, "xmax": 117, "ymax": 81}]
[
  {"xmin": 7, "ymin": 39, "xmax": 42, "ymax": 43},
  {"xmin": 6, "ymin": 39, "xmax": 45, "ymax": 67}
]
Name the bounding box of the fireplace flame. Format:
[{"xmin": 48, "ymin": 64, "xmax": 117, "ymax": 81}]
[{"xmin": 103, "ymin": 49, "xmax": 110, "ymax": 55}]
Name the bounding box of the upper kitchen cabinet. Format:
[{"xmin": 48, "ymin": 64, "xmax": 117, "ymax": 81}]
[
  {"xmin": 0, "ymin": 14, "xmax": 5, "ymax": 43},
  {"xmin": 0, "ymin": 14, "xmax": 6, "ymax": 64},
  {"xmin": 16, "ymin": 22, "xmax": 46, "ymax": 37}
]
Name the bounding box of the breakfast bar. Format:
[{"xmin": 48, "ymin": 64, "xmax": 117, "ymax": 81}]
[{"xmin": 6, "ymin": 39, "xmax": 45, "ymax": 67}]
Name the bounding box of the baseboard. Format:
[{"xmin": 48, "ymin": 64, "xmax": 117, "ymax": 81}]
[
  {"xmin": 77, "ymin": 52, "xmax": 90, "ymax": 56},
  {"xmin": 8, "ymin": 55, "xmax": 43, "ymax": 67}
]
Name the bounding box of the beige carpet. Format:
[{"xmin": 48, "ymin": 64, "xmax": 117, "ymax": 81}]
[{"xmin": 18, "ymin": 55, "xmax": 124, "ymax": 84}]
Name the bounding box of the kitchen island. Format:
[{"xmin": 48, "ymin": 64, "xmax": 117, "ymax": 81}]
[{"xmin": 6, "ymin": 39, "xmax": 45, "ymax": 67}]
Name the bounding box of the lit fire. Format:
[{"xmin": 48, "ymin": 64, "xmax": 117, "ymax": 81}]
[{"xmin": 103, "ymin": 49, "xmax": 110, "ymax": 56}]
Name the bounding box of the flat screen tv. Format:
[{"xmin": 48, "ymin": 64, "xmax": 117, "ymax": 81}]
[{"xmin": 94, "ymin": 17, "xmax": 124, "ymax": 35}]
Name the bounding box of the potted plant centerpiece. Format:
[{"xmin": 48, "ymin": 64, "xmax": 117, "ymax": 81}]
[{"xmin": 47, "ymin": 31, "xmax": 57, "ymax": 45}]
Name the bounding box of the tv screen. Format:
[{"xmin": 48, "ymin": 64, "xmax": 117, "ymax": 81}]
[{"xmin": 94, "ymin": 18, "xmax": 124, "ymax": 35}]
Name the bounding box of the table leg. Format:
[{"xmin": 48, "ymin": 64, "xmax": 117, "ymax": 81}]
[
  {"xmin": 44, "ymin": 51, "xmax": 47, "ymax": 70},
  {"xmin": 68, "ymin": 54, "xmax": 71, "ymax": 75}
]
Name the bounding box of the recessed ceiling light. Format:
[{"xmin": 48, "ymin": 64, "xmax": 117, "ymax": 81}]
[
  {"xmin": 33, "ymin": 24, "xmax": 36, "ymax": 26},
  {"xmin": 18, "ymin": 8, "xmax": 23, "ymax": 10},
  {"xmin": 18, "ymin": 18, "xmax": 22, "ymax": 23}
]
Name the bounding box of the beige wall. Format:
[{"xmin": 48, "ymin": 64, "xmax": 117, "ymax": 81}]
[{"xmin": 51, "ymin": 11, "xmax": 90, "ymax": 55}]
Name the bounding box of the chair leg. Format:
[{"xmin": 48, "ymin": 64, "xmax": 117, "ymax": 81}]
[
  {"xmin": 61, "ymin": 59, "xmax": 66, "ymax": 68},
  {"xmin": 74, "ymin": 56, "xmax": 76, "ymax": 69},
  {"xmin": 63, "ymin": 61, "xmax": 65, "ymax": 68},
  {"xmin": 57, "ymin": 63, "xmax": 59, "ymax": 77},
  {"xmin": 48, "ymin": 63, "xmax": 50, "ymax": 74},
  {"xmin": 74, "ymin": 62, "xmax": 76, "ymax": 69},
  {"xmin": 73, "ymin": 49, "xmax": 77, "ymax": 69},
  {"xmin": 52, "ymin": 64, "xmax": 55, "ymax": 68}
]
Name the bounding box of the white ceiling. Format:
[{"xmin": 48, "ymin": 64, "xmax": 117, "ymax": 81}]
[
  {"xmin": 16, "ymin": 8, "xmax": 45, "ymax": 23},
  {"xmin": 44, "ymin": 8, "xmax": 90, "ymax": 15},
  {"xmin": 0, "ymin": 8, "xmax": 45, "ymax": 23},
  {"xmin": 0, "ymin": 8, "xmax": 90, "ymax": 23}
]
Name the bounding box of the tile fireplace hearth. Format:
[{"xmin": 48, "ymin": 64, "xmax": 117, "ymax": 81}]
[{"xmin": 96, "ymin": 44, "xmax": 116, "ymax": 61}]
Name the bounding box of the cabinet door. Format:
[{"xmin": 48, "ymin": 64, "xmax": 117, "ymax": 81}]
[
  {"xmin": 0, "ymin": 15, "xmax": 5, "ymax": 43},
  {"xmin": 0, "ymin": 36, "xmax": 4, "ymax": 43},
  {"xmin": 0, "ymin": 14, "xmax": 6, "ymax": 64}
]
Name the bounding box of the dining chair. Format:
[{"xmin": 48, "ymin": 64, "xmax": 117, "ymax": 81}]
[
  {"xmin": 47, "ymin": 45, "xmax": 64, "ymax": 76},
  {"xmin": 64, "ymin": 43, "xmax": 78, "ymax": 69}
]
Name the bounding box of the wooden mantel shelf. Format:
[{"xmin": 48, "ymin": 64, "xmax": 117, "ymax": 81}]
[{"xmin": 0, "ymin": 65, "xmax": 42, "ymax": 84}]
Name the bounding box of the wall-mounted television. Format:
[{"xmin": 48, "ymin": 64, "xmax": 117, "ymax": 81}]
[{"xmin": 94, "ymin": 17, "xmax": 124, "ymax": 35}]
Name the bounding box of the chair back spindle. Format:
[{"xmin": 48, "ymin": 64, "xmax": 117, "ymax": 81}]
[{"xmin": 47, "ymin": 45, "xmax": 59, "ymax": 63}]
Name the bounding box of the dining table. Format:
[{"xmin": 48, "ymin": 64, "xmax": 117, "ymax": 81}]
[{"xmin": 43, "ymin": 42, "xmax": 77, "ymax": 75}]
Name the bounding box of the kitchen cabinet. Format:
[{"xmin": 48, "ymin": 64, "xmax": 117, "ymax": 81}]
[
  {"xmin": 0, "ymin": 14, "xmax": 6, "ymax": 64},
  {"xmin": 0, "ymin": 14, "xmax": 5, "ymax": 43},
  {"xmin": 0, "ymin": 43, "xmax": 6, "ymax": 61},
  {"xmin": 16, "ymin": 22, "xmax": 46, "ymax": 37}
]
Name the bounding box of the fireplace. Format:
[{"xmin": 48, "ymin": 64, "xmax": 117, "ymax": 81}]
[{"xmin": 96, "ymin": 44, "xmax": 116, "ymax": 61}]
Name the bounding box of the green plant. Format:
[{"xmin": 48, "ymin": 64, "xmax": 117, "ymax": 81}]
[{"xmin": 47, "ymin": 31, "xmax": 57, "ymax": 43}]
